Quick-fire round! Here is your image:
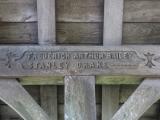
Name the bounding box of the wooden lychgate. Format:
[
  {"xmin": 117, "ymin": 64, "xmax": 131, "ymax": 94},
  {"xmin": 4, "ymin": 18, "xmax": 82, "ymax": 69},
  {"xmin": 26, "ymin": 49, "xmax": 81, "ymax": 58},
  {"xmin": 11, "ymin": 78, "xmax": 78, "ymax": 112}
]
[{"xmin": 0, "ymin": 0, "xmax": 159, "ymax": 120}]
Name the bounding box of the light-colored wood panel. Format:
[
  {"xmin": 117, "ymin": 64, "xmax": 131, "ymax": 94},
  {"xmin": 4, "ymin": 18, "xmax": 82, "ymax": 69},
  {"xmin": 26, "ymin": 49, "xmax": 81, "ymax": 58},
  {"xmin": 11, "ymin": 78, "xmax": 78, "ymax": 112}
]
[
  {"xmin": 37, "ymin": 0, "xmax": 57, "ymax": 119},
  {"xmin": 103, "ymin": 0, "xmax": 124, "ymax": 46},
  {"xmin": 1, "ymin": 0, "xmax": 160, "ymax": 22},
  {"xmin": 102, "ymin": 0, "xmax": 123, "ymax": 119},
  {"xmin": 64, "ymin": 76, "xmax": 96, "ymax": 120},
  {"xmin": 0, "ymin": 0, "xmax": 36, "ymax": 22},
  {"xmin": 37, "ymin": 0, "xmax": 56, "ymax": 45},
  {"xmin": 56, "ymin": 0, "xmax": 104, "ymax": 22},
  {"xmin": 57, "ymin": 86, "xmax": 101, "ymax": 104},
  {"xmin": 124, "ymin": 1, "xmax": 160, "ymax": 22}
]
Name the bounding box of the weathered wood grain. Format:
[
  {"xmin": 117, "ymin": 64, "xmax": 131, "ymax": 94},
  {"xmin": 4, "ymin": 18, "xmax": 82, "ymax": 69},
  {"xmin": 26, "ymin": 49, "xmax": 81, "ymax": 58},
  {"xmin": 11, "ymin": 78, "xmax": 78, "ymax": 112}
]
[
  {"xmin": 123, "ymin": 23, "xmax": 160, "ymax": 45},
  {"xmin": 124, "ymin": 1, "xmax": 160, "ymax": 23},
  {"xmin": 58, "ymin": 85, "xmax": 101, "ymax": 104},
  {"xmin": 1, "ymin": 0, "xmax": 160, "ymax": 22},
  {"xmin": 103, "ymin": 0, "xmax": 124, "ymax": 46},
  {"xmin": 19, "ymin": 76, "xmax": 143, "ymax": 85},
  {"xmin": 0, "ymin": 97, "xmax": 157, "ymax": 119},
  {"xmin": 0, "ymin": 104, "xmax": 101, "ymax": 120},
  {"xmin": 111, "ymin": 79, "xmax": 160, "ymax": 120},
  {"xmin": 64, "ymin": 76, "xmax": 96, "ymax": 120},
  {"xmin": 37, "ymin": 0, "xmax": 56, "ymax": 45},
  {"xmin": 0, "ymin": 45, "xmax": 159, "ymax": 76},
  {"xmin": 102, "ymin": 86, "xmax": 120, "ymax": 120},
  {"xmin": 40, "ymin": 86, "xmax": 57, "ymax": 120},
  {"xmin": 0, "ymin": 79, "xmax": 50, "ymax": 120},
  {"xmin": 0, "ymin": 0, "xmax": 36, "ymax": 22},
  {"xmin": 0, "ymin": 85, "xmax": 158, "ymax": 120},
  {"xmin": 0, "ymin": 23, "xmax": 37, "ymax": 44},
  {"xmin": 102, "ymin": 0, "xmax": 123, "ymax": 119},
  {"xmin": 37, "ymin": 0, "xmax": 58, "ymax": 118},
  {"xmin": 1, "ymin": 23, "xmax": 160, "ymax": 45}
]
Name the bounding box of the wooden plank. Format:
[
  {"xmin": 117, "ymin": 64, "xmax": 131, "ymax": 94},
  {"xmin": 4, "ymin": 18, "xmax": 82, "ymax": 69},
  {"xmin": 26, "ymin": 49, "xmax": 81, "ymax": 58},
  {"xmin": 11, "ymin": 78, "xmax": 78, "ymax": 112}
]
[
  {"xmin": 64, "ymin": 76, "xmax": 96, "ymax": 120},
  {"xmin": 0, "ymin": 0, "xmax": 36, "ymax": 22},
  {"xmin": 0, "ymin": 104, "xmax": 101, "ymax": 120},
  {"xmin": 1, "ymin": 0, "xmax": 160, "ymax": 23},
  {"xmin": 40, "ymin": 86, "xmax": 57, "ymax": 120},
  {"xmin": 103, "ymin": 0, "xmax": 124, "ymax": 46},
  {"xmin": 37, "ymin": 0, "xmax": 57, "ymax": 119},
  {"xmin": 0, "ymin": 79, "xmax": 50, "ymax": 120},
  {"xmin": 119, "ymin": 103, "xmax": 159, "ymax": 118},
  {"xmin": 111, "ymin": 79, "xmax": 160, "ymax": 120},
  {"xmin": 124, "ymin": 1, "xmax": 160, "ymax": 23},
  {"xmin": 0, "ymin": 45, "xmax": 159, "ymax": 76},
  {"xmin": 102, "ymin": 0, "xmax": 123, "ymax": 119},
  {"xmin": 58, "ymin": 85, "xmax": 101, "ymax": 104},
  {"xmin": 119, "ymin": 85, "xmax": 138, "ymax": 103},
  {"xmin": 0, "ymin": 98, "xmax": 157, "ymax": 120},
  {"xmin": 0, "ymin": 86, "xmax": 40, "ymax": 120},
  {"xmin": 0, "ymin": 23, "xmax": 37, "ymax": 44},
  {"xmin": 1, "ymin": 23, "xmax": 160, "ymax": 45},
  {"xmin": 123, "ymin": 23, "xmax": 160, "ymax": 45},
  {"xmin": 57, "ymin": 22, "xmax": 102, "ymax": 45},
  {"xmin": 57, "ymin": 22, "xmax": 160, "ymax": 45},
  {"xmin": 37, "ymin": 0, "xmax": 56, "ymax": 45},
  {"xmin": 20, "ymin": 76, "xmax": 143, "ymax": 85},
  {"xmin": 63, "ymin": 1, "xmax": 97, "ymax": 119},
  {"xmin": 102, "ymin": 86, "xmax": 119, "ymax": 120}
]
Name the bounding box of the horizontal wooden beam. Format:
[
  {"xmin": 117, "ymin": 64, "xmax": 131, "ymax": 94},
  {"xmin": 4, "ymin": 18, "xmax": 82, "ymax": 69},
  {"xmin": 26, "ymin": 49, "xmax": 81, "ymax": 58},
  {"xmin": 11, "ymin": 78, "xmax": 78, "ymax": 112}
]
[
  {"xmin": 19, "ymin": 76, "xmax": 143, "ymax": 85},
  {"xmin": 0, "ymin": 45, "xmax": 159, "ymax": 76}
]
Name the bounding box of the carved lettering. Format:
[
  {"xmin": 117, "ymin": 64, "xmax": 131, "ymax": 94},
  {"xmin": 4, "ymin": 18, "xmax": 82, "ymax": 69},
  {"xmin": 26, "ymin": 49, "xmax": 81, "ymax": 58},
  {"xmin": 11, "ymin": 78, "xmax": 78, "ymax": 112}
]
[{"xmin": 10, "ymin": 51, "xmax": 143, "ymax": 71}]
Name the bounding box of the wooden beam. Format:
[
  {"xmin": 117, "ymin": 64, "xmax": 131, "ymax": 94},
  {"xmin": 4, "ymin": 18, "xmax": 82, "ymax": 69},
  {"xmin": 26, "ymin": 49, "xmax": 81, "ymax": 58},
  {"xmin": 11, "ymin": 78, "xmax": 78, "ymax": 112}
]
[
  {"xmin": 103, "ymin": 0, "xmax": 124, "ymax": 46},
  {"xmin": 0, "ymin": 46, "xmax": 159, "ymax": 76},
  {"xmin": 0, "ymin": 79, "xmax": 50, "ymax": 120},
  {"xmin": 37, "ymin": 0, "xmax": 57, "ymax": 119},
  {"xmin": 37, "ymin": 0, "xmax": 56, "ymax": 45},
  {"xmin": 20, "ymin": 76, "xmax": 143, "ymax": 85},
  {"xmin": 102, "ymin": 86, "xmax": 119, "ymax": 120},
  {"xmin": 111, "ymin": 79, "xmax": 160, "ymax": 120},
  {"xmin": 102, "ymin": 0, "xmax": 124, "ymax": 119},
  {"xmin": 40, "ymin": 86, "xmax": 57, "ymax": 120},
  {"xmin": 64, "ymin": 76, "xmax": 96, "ymax": 120}
]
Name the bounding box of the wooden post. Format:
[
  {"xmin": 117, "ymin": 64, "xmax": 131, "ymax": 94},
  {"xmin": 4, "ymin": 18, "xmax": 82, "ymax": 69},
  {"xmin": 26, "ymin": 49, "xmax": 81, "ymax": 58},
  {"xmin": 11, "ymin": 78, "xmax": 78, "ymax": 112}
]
[
  {"xmin": 64, "ymin": 2, "xmax": 97, "ymax": 120},
  {"xmin": 37, "ymin": 0, "xmax": 56, "ymax": 45},
  {"xmin": 103, "ymin": 0, "xmax": 124, "ymax": 46},
  {"xmin": 65, "ymin": 76, "xmax": 96, "ymax": 120},
  {"xmin": 37, "ymin": 0, "xmax": 57, "ymax": 120},
  {"xmin": 102, "ymin": 0, "xmax": 124, "ymax": 119}
]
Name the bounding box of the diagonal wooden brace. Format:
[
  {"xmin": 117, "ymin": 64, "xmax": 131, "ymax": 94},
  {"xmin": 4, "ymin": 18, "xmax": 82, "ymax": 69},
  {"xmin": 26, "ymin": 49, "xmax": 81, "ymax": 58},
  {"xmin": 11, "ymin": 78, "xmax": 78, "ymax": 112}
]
[
  {"xmin": 111, "ymin": 79, "xmax": 160, "ymax": 120},
  {"xmin": 0, "ymin": 79, "xmax": 50, "ymax": 120}
]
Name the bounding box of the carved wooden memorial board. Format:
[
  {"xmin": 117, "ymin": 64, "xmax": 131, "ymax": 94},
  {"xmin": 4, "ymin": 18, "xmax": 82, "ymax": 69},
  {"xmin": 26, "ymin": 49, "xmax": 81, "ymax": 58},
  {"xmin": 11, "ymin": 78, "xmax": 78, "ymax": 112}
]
[{"xmin": 0, "ymin": 45, "xmax": 159, "ymax": 76}]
